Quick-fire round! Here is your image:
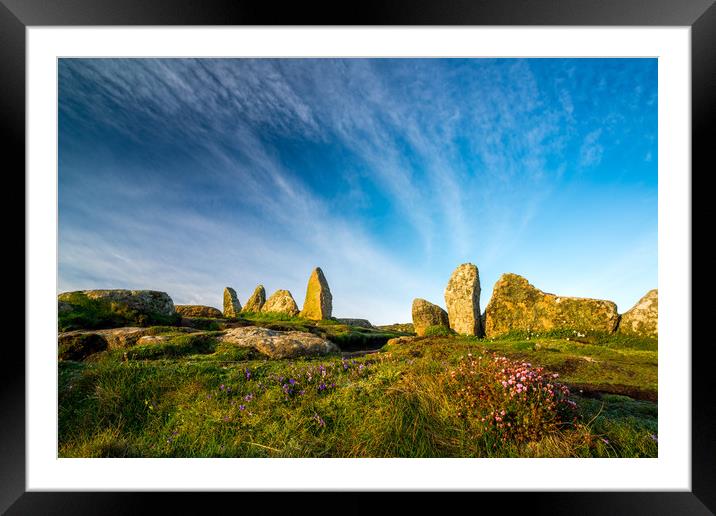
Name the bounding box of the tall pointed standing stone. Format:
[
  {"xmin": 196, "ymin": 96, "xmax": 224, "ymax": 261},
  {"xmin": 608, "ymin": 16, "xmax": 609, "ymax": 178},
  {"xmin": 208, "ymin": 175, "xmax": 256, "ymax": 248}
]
[
  {"xmin": 223, "ymin": 287, "xmax": 242, "ymax": 318},
  {"xmin": 242, "ymin": 285, "xmax": 266, "ymax": 313},
  {"xmin": 444, "ymin": 263, "xmax": 482, "ymax": 336},
  {"xmin": 300, "ymin": 267, "xmax": 332, "ymax": 320}
]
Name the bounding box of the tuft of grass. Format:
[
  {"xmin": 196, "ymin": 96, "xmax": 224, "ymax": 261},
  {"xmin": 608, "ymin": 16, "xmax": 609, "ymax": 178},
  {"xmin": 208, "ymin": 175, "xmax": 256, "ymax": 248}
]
[
  {"xmin": 125, "ymin": 333, "xmax": 221, "ymax": 360},
  {"xmin": 422, "ymin": 325, "xmax": 456, "ymax": 337}
]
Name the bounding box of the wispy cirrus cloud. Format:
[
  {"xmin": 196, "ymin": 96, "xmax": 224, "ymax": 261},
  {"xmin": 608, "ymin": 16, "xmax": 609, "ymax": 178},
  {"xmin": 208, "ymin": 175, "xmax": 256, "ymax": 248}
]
[{"xmin": 59, "ymin": 58, "xmax": 658, "ymax": 322}]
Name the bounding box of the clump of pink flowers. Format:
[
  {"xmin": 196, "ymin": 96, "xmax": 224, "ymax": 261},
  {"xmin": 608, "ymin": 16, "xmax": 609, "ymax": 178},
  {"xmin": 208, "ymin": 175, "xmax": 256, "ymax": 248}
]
[{"xmin": 448, "ymin": 352, "xmax": 577, "ymax": 443}]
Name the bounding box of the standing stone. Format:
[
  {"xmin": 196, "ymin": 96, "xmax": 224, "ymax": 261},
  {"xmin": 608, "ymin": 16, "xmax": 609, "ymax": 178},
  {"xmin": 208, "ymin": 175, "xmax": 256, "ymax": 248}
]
[
  {"xmin": 484, "ymin": 273, "xmax": 620, "ymax": 338},
  {"xmin": 300, "ymin": 267, "xmax": 333, "ymax": 320},
  {"xmin": 262, "ymin": 290, "xmax": 300, "ymax": 316},
  {"xmin": 242, "ymin": 285, "xmax": 266, "ymax": 313},
  {"xmin": 411, "ymin": 298, "xmax": 450, "ymax": 336},
  {"xmin": 223, "ymin": 287, "xmax": 242, "ymax": 318},
  {"xmin": 444, "ymin": 263, "xmax": 482, "ymax": 336},
  {"xmin": 618, "ymin": 289, "xmax": 658, "ymax": 339}
]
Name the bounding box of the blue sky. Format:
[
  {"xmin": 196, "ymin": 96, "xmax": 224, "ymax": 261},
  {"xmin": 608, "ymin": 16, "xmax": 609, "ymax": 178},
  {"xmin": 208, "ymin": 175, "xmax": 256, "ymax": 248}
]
[{"xmin": 58, "ymin": 58, "xmax": 657, "ymax": 325}]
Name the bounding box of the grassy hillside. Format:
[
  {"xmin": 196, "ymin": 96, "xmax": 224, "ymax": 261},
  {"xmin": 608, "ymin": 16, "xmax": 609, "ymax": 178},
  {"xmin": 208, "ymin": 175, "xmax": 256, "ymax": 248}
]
[{"xmin": 58, "ymin": 329, "xmax": 657, "ymax": 458}]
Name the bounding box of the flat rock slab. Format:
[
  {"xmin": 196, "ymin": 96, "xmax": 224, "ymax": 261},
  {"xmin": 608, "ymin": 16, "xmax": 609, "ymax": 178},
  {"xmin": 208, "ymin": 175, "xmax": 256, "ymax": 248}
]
[
  {"xmin": 220, "ymin": 326, "xmax": 339, "ymax": 359},
  {"xmin": 336, "ymin": 318, "xmax": 373, "ymax": 328},
  {"xmin": 175, "ymin": 305, "xmax": 223, "ymax": 318},
  {"xmin": 58, "ymin": 326, "xmax": 201, "ymax": 360}
]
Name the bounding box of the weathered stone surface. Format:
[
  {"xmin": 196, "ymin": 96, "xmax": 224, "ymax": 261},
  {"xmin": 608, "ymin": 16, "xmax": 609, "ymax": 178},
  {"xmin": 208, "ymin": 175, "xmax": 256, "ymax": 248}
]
[
  {"xmin": 220, "ymin": 326, "xmax": 338, "ymax": 359},
  {"xmin": 300, "ymin": 267, "xmax": 333, "ymax": 320},
  {"xmin": 58, "ymin": 332, "xmax": 107, "ymax": 361},
  {"xmin": 444, "ymin": 263, "xmax": 482, "ymax": 336},
  {"xmin": 58, "ymin": 289, "xmax": 175, "ymax": 317},
  {"xmin": 336, "ymin": 318, "xmax": 373, "ymax": 328},
  {"xmin": 484, "ymin": 273, "xmax": 619, "ymax": 338},
  {"xmin": 175, "ymin": 305, "xmax": 223, "ymax": 319},
  {"xmin": 262, "ymin": 290, "xmax": 300, "ymax": 316},
  {"xmin": 223, "ymin": 287, "xmax": 242, "ymax": 318},
  {"xmin": 58, "ymin": 327, "xmax": 199, "ymax": 357},
  {"xmin": 618, "ymin": 289, "xmax": 658, "ymax": 339},
  {"xmin": 242, "ymin": 285, "xmax": 266, "ymax": 313},
  {"xmin": 411, "ymin": 298, "xmax": 450, "ymax": 336}
]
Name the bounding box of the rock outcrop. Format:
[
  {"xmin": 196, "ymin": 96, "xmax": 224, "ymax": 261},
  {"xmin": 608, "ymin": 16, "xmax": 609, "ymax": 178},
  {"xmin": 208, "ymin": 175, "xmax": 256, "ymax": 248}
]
[
  {"xmin": 618, "ymin": 289, "xmax": 658, "ymax": 339},
  {"xmin": 484, "ymin": 273, "xmax": 619, "ymax": 337},
  {"xmin": 242, "ymin": 285, "xmax": 266, "ymax": 313},
  {"xmin": 58, "ymin": 289, "xmax": 175, "ymax": 317},
  {"xmin": 300, "ymin": 267, "xmax": 333, "ymax": 320},
  {"xmin": 223, "ymin": 287, "xmax": 242, "ymax": 317},
  {"xmin": 336, "ymin": 318, "xmax": 373, "ymax": 328},
  {"xmin": 175, "ymin": 305, "xmax": 223, "ymax": 319},
  {"xmin": 262, "ymin": 289, "xmax": 300, "ymax": 316},
  {"xmin": 444, "ymin": 263, "xmax": 482, "ymax": 336},
  {"xmin": 411, "ymin": 298, "xmax": 450, "ymax": 336},
  {"xmin": 58, "ymin": 326, "xmax": 200, "ymax": 360},
  {"xmin": 220, "ymin": 326, "xmax": 338, "ymax": 359}
]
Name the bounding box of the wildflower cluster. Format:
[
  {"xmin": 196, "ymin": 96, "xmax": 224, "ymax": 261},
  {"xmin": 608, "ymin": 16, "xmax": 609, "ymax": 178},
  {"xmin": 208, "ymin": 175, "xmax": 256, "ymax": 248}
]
[{"xmin": 448, "ymin": 352, "xmax": 577, "ymax": 443}]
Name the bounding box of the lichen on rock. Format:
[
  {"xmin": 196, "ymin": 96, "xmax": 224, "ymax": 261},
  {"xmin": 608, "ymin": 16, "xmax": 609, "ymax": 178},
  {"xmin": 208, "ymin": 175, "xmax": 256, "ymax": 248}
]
[
  {"xmin": 444, "ymin": 263, "xmax": 482, "ymax": 336},
  {"xmin": 262, "ymin": 289, "xmax": 300, "ymax": 316},
  {"xmin": 176, "ymin": 305, "xmax": 223, "ymax": 319},
  {"xmin": 223, "ymin": 287, "xmax": 242, "ymax": 318},
  {"xmin": 220, "ymin": 326, "xmax": 338, "ymax": 359},
  {"xmin": 412, "ymin": 298, "xmax": 450, "ymax": 336},
  {"xmin": 618, "ymin": 289, "xmax": 658, "ymax": 339},
  {"xmin": 300, "ymin": 267, "xmax": 332, "ymax": 320},
  {"xmin": 242, "ymin": 285, "xmax": 266, "ymax": 313},
  {"xmin": 484, "ymin": 273, "xmax": 619, "ymax": 338}
]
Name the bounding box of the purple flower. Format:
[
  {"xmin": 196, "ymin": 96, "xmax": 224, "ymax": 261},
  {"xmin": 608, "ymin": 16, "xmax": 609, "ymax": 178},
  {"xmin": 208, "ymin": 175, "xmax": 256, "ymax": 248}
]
[
  {"xmin": 650, "ymin": 434, "xmax": 658, "ymax": 442},
  {"xmin": 239, "ymin": 405, "xmax": 246, "ymax": 411},
  {"xmin": 318, "ymin": 382, "xmax": 326, "ymax": 391},
  {"xmin": 245, "ymin": 368, "xmax": 252, "ymax": 380},
  {"xmin": 289, "ymin": 378, "xmax": 296, "ymax": 385},
  {"xmin": 244, "ymin": 393, "xmax": 253, "ymax": 402}
]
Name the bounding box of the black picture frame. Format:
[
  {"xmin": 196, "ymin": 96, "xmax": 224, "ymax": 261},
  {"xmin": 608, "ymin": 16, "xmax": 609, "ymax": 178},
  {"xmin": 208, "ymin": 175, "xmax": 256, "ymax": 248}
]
[{"xmin": 5, "ymin": 0, "xmax": 714, "ymax": 513}]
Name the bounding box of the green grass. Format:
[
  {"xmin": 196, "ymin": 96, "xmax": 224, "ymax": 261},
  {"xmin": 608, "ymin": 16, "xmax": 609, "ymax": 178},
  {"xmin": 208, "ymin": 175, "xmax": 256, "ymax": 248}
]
[{"xmin": 58, "ymin": 333, "xmax": 657, "ymax": 458}]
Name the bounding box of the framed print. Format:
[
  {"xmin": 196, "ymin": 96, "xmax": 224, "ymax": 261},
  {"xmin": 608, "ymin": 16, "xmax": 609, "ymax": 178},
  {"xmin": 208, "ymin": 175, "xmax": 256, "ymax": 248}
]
[{"xmin": 6, "ymin": 0, "xmax": 714, "ymax": 513}]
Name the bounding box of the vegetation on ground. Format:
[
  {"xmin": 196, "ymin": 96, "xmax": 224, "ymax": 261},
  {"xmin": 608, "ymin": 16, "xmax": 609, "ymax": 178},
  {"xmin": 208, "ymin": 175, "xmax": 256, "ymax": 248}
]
[{"xmin": 58, "ymin": 329, "xmax": 657, "ymax": 458}]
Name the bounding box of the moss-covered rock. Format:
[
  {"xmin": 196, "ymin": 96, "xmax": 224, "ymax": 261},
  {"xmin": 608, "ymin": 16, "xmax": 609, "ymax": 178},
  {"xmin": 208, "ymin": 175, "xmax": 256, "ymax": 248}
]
[
  {"xmin": 58, "ymin": 332, "xmax": 108, "ymax": 361},
  {"xmin": 175, "ymin": 305, "xmax": 223, "ymax": 318},
  {"xmin": 484, "ymin": 273, "xmax": 619, "ymax": 338},
  {"xmin": 618, "ymin": 289, "xmax": 658, "ymax": 339},
  {"xmin": 242, "ymin": 285, "xmax": 266, "ymax": 313},
  {"xmin": 262, "ymin": 289, "xmax": 300, "ymax": 316},
  {"xmin": 411, "ymin": 298, "xmax": 450, "ymax": 336},
  {"xmin": 300, "ymin": 267, "xmax": 332, "ymax": 320},
  {"xmin": 58, "ymin": 290, "xmax": 180, "ymax": 331}
]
